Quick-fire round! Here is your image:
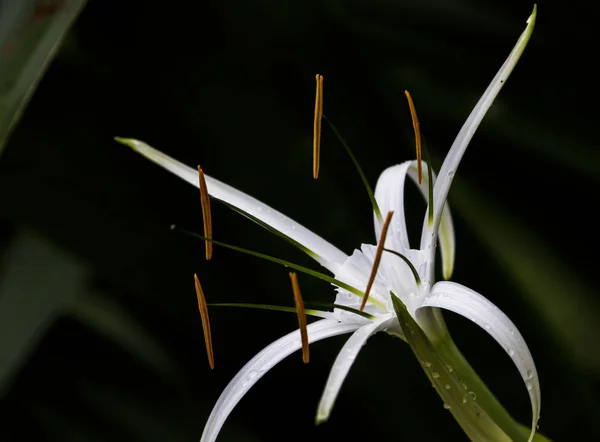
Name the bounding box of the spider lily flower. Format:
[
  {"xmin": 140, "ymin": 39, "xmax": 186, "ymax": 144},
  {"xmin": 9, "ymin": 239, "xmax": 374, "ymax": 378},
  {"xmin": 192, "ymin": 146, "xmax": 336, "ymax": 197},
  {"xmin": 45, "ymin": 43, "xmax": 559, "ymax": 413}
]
[{"xmin": 117, "ymin": 6, "xmax": 542, "ymax": 441}]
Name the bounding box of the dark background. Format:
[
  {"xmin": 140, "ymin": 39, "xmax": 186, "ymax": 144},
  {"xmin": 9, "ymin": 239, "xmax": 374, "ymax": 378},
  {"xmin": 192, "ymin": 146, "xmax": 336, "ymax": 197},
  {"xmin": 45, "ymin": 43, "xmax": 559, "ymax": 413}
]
[{"xmin": 0, "ymin": 1, "xmax": 598, "ymax": 441}]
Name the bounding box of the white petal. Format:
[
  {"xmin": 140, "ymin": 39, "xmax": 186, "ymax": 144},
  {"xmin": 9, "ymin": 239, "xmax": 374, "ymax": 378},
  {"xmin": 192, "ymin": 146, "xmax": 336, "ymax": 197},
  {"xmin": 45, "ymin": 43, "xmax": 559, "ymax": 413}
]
[
  {"xmin": 333, "ymin": 246, "xmax": 390, "ymax": 313},
  {"xmin": 373, "ymin": 162, "xmax": 412, "ymax": 250},
  {"xmin": 118, "ymin": 138, "xmax": 348, "ymax": 273},
  {"xmin": 200, "ymin": 319, "xmax": 360, "ymax": 442},
  {"xmin": 373, "ymin": 162, "xmax": 456, "ymax": 280},
  {"xmin": 419, "ymin": 281, "xmax": 540, "ymax": 440},
  {"xmin": 423, "ymin": 7, "xmax": 536, "ymax": 255},
  {"xmin": 405, "ymin": 161, "xmax": 456, "ymax": 280},
  {"xmin": 316, "ymin": 316, "xmax": 396, "ymax": 423}
]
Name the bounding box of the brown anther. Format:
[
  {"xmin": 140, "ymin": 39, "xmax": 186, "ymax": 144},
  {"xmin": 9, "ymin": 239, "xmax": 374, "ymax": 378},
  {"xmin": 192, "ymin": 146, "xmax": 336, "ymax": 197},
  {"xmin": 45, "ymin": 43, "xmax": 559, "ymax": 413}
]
[
  {"xmin": 289, "ymin": 272, "xmax": 310, "ymax": 363},
  {"xmin": 197, "ymin": 166, "xmax": 213, "ymax": 260},
  {"xmin": 194, "ymin": 273, "xmax": 214, "ymax": 369},
  {"xmin": 360, "ymin": 211, "xmax": 394, "ymax": 312},
  {"xmin": 313, "ymin": 74, "xmax": 324, "ymax": 179},
  {"xmin": 404, "ymin": 90, "xmax": 422, "ymax": 184}
]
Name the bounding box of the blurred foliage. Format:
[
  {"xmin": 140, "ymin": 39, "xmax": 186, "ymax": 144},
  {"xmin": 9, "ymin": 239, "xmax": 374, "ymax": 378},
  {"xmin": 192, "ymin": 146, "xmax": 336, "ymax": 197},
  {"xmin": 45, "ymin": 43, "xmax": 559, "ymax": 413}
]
[{"xmin": 0, "ymin": 0, "xmax": 598, "ymax": 441}]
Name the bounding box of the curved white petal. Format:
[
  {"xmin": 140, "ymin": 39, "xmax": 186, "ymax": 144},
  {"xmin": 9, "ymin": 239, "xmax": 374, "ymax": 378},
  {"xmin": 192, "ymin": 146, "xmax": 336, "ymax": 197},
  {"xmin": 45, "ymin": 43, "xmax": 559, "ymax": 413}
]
[
  {"xmin": 200, "ymin": 319, "xmax": 361, "ymax": 442},
  {"xmin": 418, "ymin": 281, "xmax": 540, "ymax": 441},
  {"xmin": 316, "ymin": 316, "xmax": 396, "ymax": 423},
  {"xmin": 373, "ymin": 162, "xmax": 412, "ymax": 251},
  {"xmin": 373, "ymin": 161, "xmax": 455, "ymax": 280},
  {"xmin": 406, "ymin": 161, "xmax": 456, "ymax": 280},
  {"xmin": 118, "ymin": 138, "xmax": 348, "ymax": 273},
  {"xmin": 422, "ymin": 7, "xmax": 536, "ymax": 257}
]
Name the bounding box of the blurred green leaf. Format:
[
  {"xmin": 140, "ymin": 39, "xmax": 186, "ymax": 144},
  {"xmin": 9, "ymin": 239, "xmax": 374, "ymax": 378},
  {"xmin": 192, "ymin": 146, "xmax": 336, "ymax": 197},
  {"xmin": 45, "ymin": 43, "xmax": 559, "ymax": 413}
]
[
  {"xmin": 0, "ymin": 229, "xmax": 85, "ymax": 397},
  {"xmin": 69, "ymin": 291, "xmax": 179, "ymax": 380},
  {"xmin": 451, "ymin": 178, "xmax": 600, "ymax": 372},
  {"xmin": 0, "ymin": 0, "xmax": 87, "ymax": 154}
]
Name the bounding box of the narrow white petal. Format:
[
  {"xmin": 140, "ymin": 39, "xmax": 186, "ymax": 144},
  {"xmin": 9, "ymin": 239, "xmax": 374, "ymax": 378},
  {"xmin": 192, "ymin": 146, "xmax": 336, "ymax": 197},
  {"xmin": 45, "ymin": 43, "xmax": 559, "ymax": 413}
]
[
  {"xmin": 405, "ymin": 161, "xmax": 456, "ymax": 280},
  {"xmin": 118, "ymin": 138, "xmax": 348, "ymax": 273},
  {"xmin": 373, "ymin": 162, "xmax": 456, "ymax": 280},
  {"xmin": 316, "ymin": 316, "xmax": 396, "ymax": 423},
  {"xmin": 373, "ymin": 162, "xmax": 412, "ymax": 250},
  {"xmin": 423, "ymin": 7, "xmax": 536, "ymax": 257},
  {"xmin": 200, "ymin": 319, "xmax": 360, "ymax": 442},
  {"xmin": 419, "ymin": 281, "xmax": 540, "ymax": 440}
]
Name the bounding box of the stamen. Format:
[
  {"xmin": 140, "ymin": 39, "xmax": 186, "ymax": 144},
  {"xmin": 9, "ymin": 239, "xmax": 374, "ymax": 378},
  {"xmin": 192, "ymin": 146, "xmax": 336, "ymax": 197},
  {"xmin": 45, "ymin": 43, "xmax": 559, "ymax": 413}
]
[
  {"xmin": 194, "ymin": 273, "xmax": 214, "ymax": 369},
  {"xmin": 197, "ymin": 166, "xmax": 213, "ymax": 260},
  {"xmin": 289, "ymin": 272, "xmax": 310, "ymax": 363},
  {"xmin": 209, "ymin": 301, "xmax": 375, "ymax": 320},
  {"xmin": 322, "ymin": 115, "xmax": 383, "ymax": 222},
  {"xmin": 383, "ymin": 248, "xmax": 421, "ymax": 286},
  {"xmin": 313, "ymin": 74, "xmax": 324, "ymax": 179},
  {"xmin": 172, "ymin": 225, "xmax": 387, "ymax": 310},
  {"xmin": 404, "ymin": 90, "xmax": 422, "ymax": 184},
  {"xmin": 360, "ymin": 211, "xmax": 394, "ymax": 311}
]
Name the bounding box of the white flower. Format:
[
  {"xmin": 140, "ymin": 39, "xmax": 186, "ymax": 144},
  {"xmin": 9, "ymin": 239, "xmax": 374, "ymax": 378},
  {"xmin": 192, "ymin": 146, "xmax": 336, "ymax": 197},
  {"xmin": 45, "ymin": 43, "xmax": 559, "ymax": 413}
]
[{"xmin": 117, "ymin": 6, "xmax": 541, "ymax": 441}]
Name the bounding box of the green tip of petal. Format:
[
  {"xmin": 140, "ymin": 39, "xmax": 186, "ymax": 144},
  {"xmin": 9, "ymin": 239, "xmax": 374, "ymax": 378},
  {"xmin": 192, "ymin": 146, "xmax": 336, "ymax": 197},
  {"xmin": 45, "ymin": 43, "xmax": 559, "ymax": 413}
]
[
  {"xmin": 529, "ymin": 5, "xmax": 537, "ymax": 25},
  {"xmin": 114, "ymin": 136, "xmax": 135, "ymax": 147},
  {"xmin": 315, "ymin": 413, "xmax": 328, "ymax": 426},
  {"xmin": 114, "ymin": 137, "xmax": 143, "ymax": 153}
]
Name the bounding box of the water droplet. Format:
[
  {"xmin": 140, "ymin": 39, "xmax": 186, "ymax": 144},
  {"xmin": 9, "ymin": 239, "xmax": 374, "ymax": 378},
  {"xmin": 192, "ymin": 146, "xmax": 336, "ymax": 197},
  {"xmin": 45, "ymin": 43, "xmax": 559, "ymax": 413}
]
[
  {"xmin": 461, "ymin": 382, "xmax": 468, "ymax": 390},
  {"xmin": 527, "ymin": 370, "xmax": 534, "ymax": 379},
  {"xmin": 448, "ymin": 170, "xmax": 455, "ymax": 177},
  {"xmin": 536, "ymin": 425, "xmax": 540, "ymax": 430},
  {"xmin": 444, "ymin": 384, "xmax": 451, "ymax": 390},
  {"xmin": 526, "ymin": 381, "xmax": 533, "ymax": 391},
  {"xmin": 484, "ymin": 323, "xmax": 491, "ymax": 331},
  {"xmin": 447, "ymin": 365, "xmax": 453, "ymax": 373},
  {"xmin": 462, "ymin": 395, "xmax": 468, "ymax": 404},
  {"xmin": 508, "ymin": 349, "xmax": 515, "ymax": 357},
  {"xmin": 432, "ymin": 372, "xmax": 440, "ymax": 379},
  {"xmin": 291, "ymin": 224, "xmax": 297, "ymax": 230},
  {"xmin": 469, "ymin": 391, "xmax": 476, "ymax": 400},
  {"xmin": 424, "ymin": 362, "xmax": 432, "ymax": 368},
  {"xmin": 248, "ymin": 370, "xmax": 259, "ymax": 380},
  {"xmin": 443, "ymin": 403, "xmax": 452, "ymax": 410}
]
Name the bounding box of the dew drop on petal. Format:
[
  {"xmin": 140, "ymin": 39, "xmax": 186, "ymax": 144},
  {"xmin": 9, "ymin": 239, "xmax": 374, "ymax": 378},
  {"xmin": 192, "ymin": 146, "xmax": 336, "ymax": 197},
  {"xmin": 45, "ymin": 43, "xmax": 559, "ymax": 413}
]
[
  {"xmin": 432, "ymin": 372, "xmax": 440, "ymax": 379},
  {"xmin": 461, "ymin": 382, "xmax": 468, "ymax": 390},
  {"xmin": 447, "ymin": 365, "xmax": 453, "ymax": 373},
  {"xmin": 462, "ymin": 395, "xmax": 468, "ymax": 404},
  {"xmin": 484, "ymin": 323, "xmax": 491, "ymax": 331},
  {"xmin": 526, "ymin": 381, "xmax": 533, "ymax": 391},
  {"xmin": 443, "ymin": 403, "xmax": 452, "ymax": 410},
  {"xmin": 444, "ymin": 384, "xmax": 451, "ymax": 390},
  {"xmin": 527, "ymin": 369, "xmax": 534, "ymax": 379},
  {"xmin": 424, "ymin": 362, "xmax": 432, "ymax": 368},
  {"xmin": 468, "ymin": 391, "xmax": 476, "ymax": 400},
  {"xmin": 508, "ymin": 349, "xmax": 515, "ymax": 357}
]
